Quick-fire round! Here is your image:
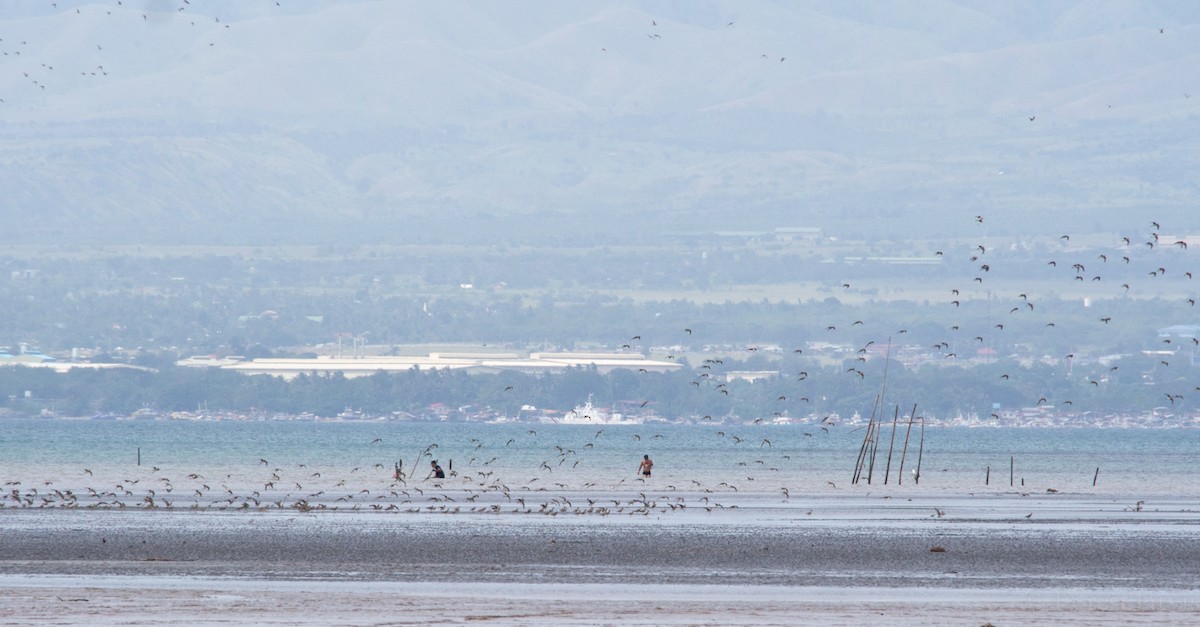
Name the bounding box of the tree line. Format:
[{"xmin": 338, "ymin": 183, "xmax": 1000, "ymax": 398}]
[{"xmin": 2, "ymin": 350, "xmax": 1193, "ymax": 423}]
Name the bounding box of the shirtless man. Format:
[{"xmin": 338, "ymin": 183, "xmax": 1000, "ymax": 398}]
[{"xmin": 638, "ymin": 454, "xmax": 653, "ymax": 478}]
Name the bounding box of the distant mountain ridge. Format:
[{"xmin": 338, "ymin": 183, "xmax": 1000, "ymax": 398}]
[{"xmin": 1, "ymin": 1, "xmax": 1197, "ymax": 245}]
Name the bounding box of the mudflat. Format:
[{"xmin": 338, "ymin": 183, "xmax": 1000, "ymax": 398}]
[{"xmin": 2, "ymin": 494, "xmax": 1198, "ymax": 624}]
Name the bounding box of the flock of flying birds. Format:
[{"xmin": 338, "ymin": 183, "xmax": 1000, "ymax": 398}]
[
  {"xmin": 3, "ymin": 426, "xmax": 827, "ymax": 516},
  {"xmin": 2, "ymin": 9, "xmax": 1197, "ymax": 513},
  {"xmin": 6, "ymin": 6, "xmax": 1187, "ymax": 110},
  {"xmin": 15, "ymin": 212, "xmax": 1194, "ymax": 519},
  {"xmin": 940, "ymin": 218, "xmax": 1197, "ymax": 412},
  {"xmin": 689, "ymin": 215, "xmax": 1198, "ymax": 416},
  {"xmin": 0, "ymin": 1, "xmax": 263, "ymax": 103}
]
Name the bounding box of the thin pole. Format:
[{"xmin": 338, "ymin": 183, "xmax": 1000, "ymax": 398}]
[
  {"xmin": 137, "ymin": 447, "xmax": 141, "ymax": 466},
  {"xmin": 855, "ymin": 340, "xmax": 894, "ymax": 485},
  {"xmin": 884, "ymin": 405, "xmax": 900, "ymax": 484},
  {"xmin": 897, "ymin": 405, "xmax": 917, "ymax": 485},
  {"xmin": 868, "ymin": 340, "xmax": 895, "ymax": 485},
  {"xmin": 410, "ymin": 447, "xmax": 428, "ymax": 482},
  {"xmin": 852, "ymin": 395, "xmax": 880, "ymax": 484},
  {"xmin": 867, "ymin": 414, "xmax": 881, "ymax": 484},
  {"xmin": 1093, "ymin": 467, "xmax": 1100, "ymax": 487},
  {"xmin": 1010, "ymin": 456, "xmax": 1014, "ymax": 487},
  {"xmin": 914, "ymin": 417, "xmax": 925, "ymax": 485}
]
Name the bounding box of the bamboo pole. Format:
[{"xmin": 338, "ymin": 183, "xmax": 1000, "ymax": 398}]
[
  {"xmin": 1093, "ymin": 467, "xmax": 1100, "ymax": 487},
  {"xmin": 867, "ymin": 412, "xmax": 881, "ymax": 484},
  {"xmin": 852, "ymin": 413, "xmax": 870, "ymax": 484},
  {"xmin": 914, "ymin": 416, "xmax": 925, "ymax": 485},
  {"xmin": 410, "ymin": 445, "xmax": 435, "ymax": 482},
  {"xmin": 1010, "ymin": 456, "xmax": 1014, "ymax": 487},
  {"xmin": 884, "ymin": 405, "xmax": 900, "ymax": 484},
  {"xmin": 897, "ymin": 405, "xmax": 917, "ymax": 485},
  {"xmin": 410, "ymin": 450, "xmax": 422, "ymax": 481},
  {"xmin": 855, "ymin": 341, "xmax": 894, "ymax": 485},
  {"xmin": 852, "ymin": 395, "xmax": 880, "ymax": 485}
]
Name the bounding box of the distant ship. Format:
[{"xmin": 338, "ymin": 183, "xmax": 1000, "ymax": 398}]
[{"xmin": 557, "ymin": 394, "xmax": 641, "ymax": 425}]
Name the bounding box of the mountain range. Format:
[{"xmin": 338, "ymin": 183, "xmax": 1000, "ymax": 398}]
[{"xmin": 1, "ymin": 1, "xmax": 1197, "ymax": 245}]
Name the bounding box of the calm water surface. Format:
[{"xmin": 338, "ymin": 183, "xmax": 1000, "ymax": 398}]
[{"xmin": 2, "ymin": 420, "xmax": 1196, "ymax": 496}]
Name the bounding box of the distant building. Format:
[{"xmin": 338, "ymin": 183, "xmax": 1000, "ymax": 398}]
[
  {"xmin": 1157, "ymin": 325, "xmax": 1200, "ymax": 339},
  {"xmin": 724, "ymin": 370, "xmax": 778, "ymax": 383},
  {"xmin": 772, "ymin": 227, "xmax": 822, "ymax": 241},
  {"xmin": 183, "ymin": 351, "xmax": 681, "ymax": 380}
]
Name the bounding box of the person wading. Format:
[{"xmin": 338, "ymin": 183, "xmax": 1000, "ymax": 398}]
[{"xmin": 638, "ymin": 454, "xmax": 653, "ymax": 478}]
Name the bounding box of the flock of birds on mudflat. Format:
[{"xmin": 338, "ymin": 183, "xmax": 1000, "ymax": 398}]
[{"xmin": 3, "ymin": 427, "xmax": 831, "ymax": 516}]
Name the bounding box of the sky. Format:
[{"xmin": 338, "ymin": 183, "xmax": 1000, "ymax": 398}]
[{"xmin": 1, "ymin": 1, "xmax": 1198, "ymax": 244}]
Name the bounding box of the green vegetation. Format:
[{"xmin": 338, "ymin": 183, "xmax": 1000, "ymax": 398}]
[
  {"xmin": 0, "ymin": 349, "xmax": 1190, "ymax": 421},
  {"xmin": 2, "ymin": 233, "xmax": 1196, "ymax": 421}
]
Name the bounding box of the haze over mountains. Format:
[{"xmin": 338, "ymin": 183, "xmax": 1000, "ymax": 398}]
[{"xmin": 2, "ymin": 1, "xmax": 1198, "ymax": 246}]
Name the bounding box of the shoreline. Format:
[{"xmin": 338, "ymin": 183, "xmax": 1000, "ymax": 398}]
[
  {"xmin": 4, "ymin": 493, "xmax": 1199, "ymax": 624},
  {"xmin": 4, "ymin": 493, "xmax": 1199, "ymax": 585}
]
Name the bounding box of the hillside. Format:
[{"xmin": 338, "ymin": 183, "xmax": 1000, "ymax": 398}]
[{"xmin": 1, "ymin": 1, "xmax": 1198, "ymax": 245}]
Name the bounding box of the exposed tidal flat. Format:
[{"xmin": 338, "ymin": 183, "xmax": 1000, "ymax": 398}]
[
  {"xmin": 2, "ymin": 499, "xmax": 1199, "ymax": 626},
  {"xmin": 2, "ymin": 420, "xmax": 1199, "ymax": 624}
]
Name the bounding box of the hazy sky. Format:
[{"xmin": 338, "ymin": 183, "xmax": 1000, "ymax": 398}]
[{"xmin": 2, "ymin": 1, "xmax": 1198, "ymax": 243}]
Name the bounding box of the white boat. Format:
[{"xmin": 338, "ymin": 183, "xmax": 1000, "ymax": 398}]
[{"xmin": 557, "ymin": 395, "xmax": 642, "ymax": 425}]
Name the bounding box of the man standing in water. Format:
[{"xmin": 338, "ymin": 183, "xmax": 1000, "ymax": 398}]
[{"xmin": 638, "ymin": 454, "xmax": 653, "ymax": 478}]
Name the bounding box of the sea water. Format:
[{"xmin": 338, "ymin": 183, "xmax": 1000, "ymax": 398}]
[{"xmin": 1, "ymin": 419, "xmax": 1197, "ymax": 501}]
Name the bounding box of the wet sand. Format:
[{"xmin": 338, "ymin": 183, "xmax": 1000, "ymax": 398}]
[
  {"xmin": 5, "ymin": 578, "xmax": 1200, "ymax": 626},
  {"xmin": 2, "ymin": 494, "xmax": 1199, "ymax": 625}
]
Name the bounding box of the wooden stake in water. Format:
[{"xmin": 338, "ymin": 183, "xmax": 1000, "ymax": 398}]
[
  {"xmin": 914, "ymin": 416, "xmax": 925, "ymax": 485},
  {"xmin": 1010, "ymin": 456, "xmax": 1014, "ymax": 487},
  {"xmin": 897, "ymin": 405, "xmax": 917, "ymax": 485},
  {"xmin": 1093, "ymin": 467, "xmax": 1100, "ymax": 487},
  {"xmin": 867, "ymin": 411, "xmax": 883, "ymax": 484},
  {"xmin": 986, "ymin": 465, "xmax": 990, "ymax": 485},
  {"xmin": 855, "ymin": 341, "xmax": 895, "ymax": 485},
  {"xmin": 852, "ymin": 395, "xmax": 880, "ymax": 485},
  {"xmin": 884, "ymin": 406, "xmax": 900, "ymax": 484},
  {"xmin": 137, "ymin": 447, "xmax": 141, "ymax": 466},
  {"xmin": 409, "ymin": 448, "xmax": 426, "ymax": 481}
]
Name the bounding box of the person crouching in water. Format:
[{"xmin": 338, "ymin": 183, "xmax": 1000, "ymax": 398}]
[{"xmin": 430, "ymin": 460, "xmax": 445, "ymax": 479}]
